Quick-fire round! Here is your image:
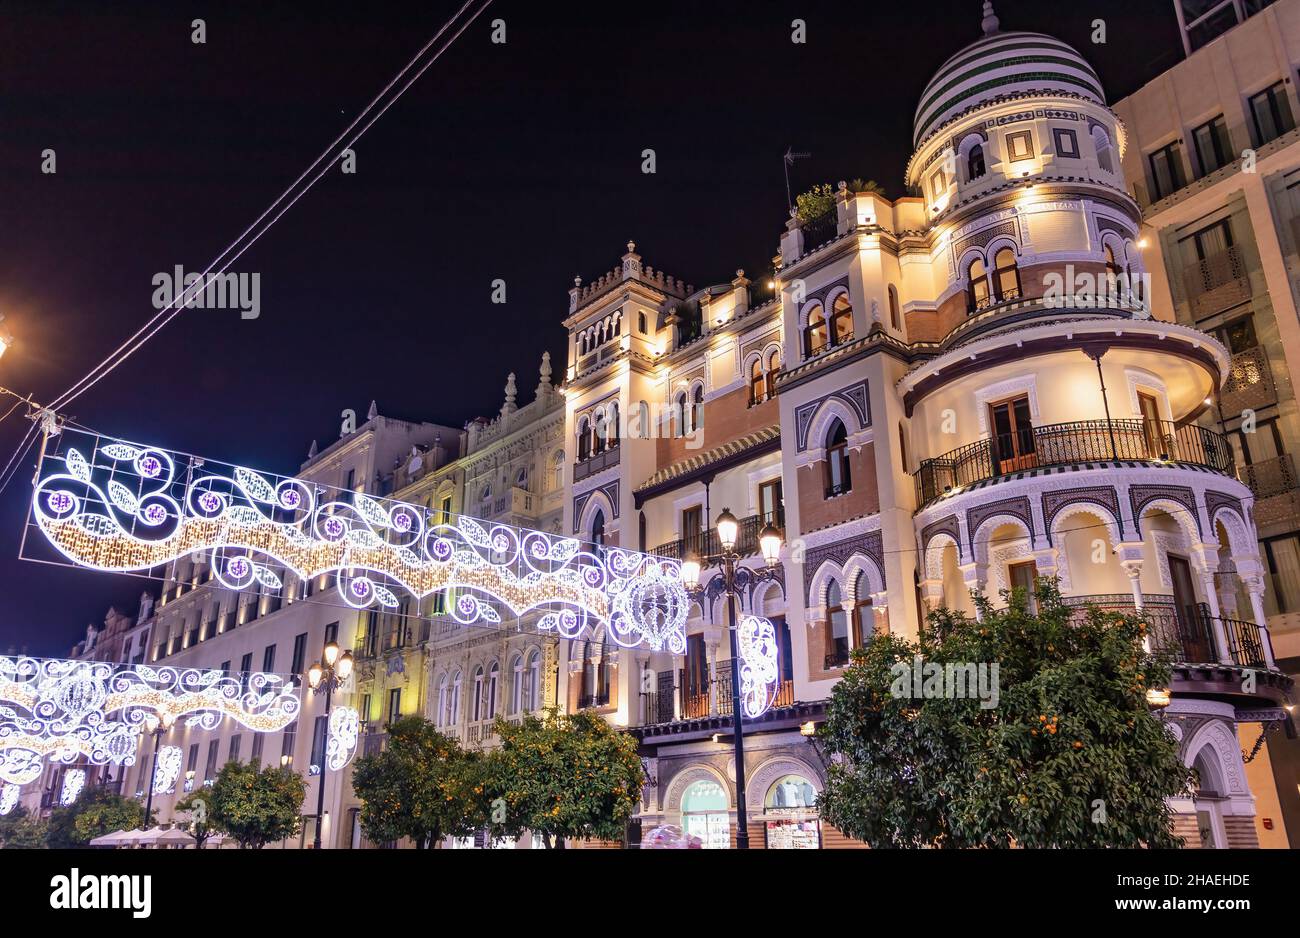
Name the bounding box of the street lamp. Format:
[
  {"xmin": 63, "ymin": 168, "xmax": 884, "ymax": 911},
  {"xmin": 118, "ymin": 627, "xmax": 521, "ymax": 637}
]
[
  {"xmin": 306, "ymin": 640, "xmax": 353, "ymax": 849},
  {"xmin": 679, "ymin": 508, "xmax": 783, "ymax": 849},
  {"xmin": 143, "ymin": 710, "xmax": 176, "ymax": 824}
]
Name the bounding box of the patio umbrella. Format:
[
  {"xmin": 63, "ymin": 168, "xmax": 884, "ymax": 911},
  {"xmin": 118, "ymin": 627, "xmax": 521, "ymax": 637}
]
[
  {"xmin": 153, "ymin": 827, "xmax": 198, "ymax": 848},
  {"xmin": 117, "ymin": 827, "xmax": 162, "ymax": 848},
  {"xmin": 88, "ymin": 829, "xmax": 133, "ymax": 847}
]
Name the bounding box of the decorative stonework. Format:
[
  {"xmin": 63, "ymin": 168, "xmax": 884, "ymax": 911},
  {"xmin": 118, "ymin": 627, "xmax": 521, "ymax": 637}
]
[
  {"xmin": 967, "ymin": 495, "xmax": 1035, "ymax": 544},
  {"xmin": 954, "ymin": 220, "xmax": 1018, "ymax": 264},
  {"xmin": 1204, "ymin": 490, "xmax": 1246, "ymax": 533},
  {"xmin": 801, "ymin": 530, "xmax": 885, "ymax": 605},
  {"xmin": 1041, "ymin": 485, "xmax": 1122, "ymax": 542},
  {"xmin": 921, "ymin": 515, "xmax": 963, "ymax": 559},
  {"xmin": 1129, "ymin": 484, "xmax": 1201, "ymax": 536},
  {"xmin": 1151, "ymin": 530, "xmax": 1187, "ymax": 588},
  {"xmin": 794, "ymin": 380, "xmax": 871, "ymax": 451}
]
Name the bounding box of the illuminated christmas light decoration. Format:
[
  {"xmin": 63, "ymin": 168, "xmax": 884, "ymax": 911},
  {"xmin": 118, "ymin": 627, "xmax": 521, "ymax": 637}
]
[
  {"xmin": 0, "ymin": 784, "xmax": 18, "ymax": 816},
  {"xmin": 0, "ymin": 655, "xmax": 301, "ymax": 784},
  {"xmin": 153, "ymin": 745, "xmax": 182, "ymax": 795},
  {"xmin": 737, "ymin": 615, "xmax": 779, "ymax": 719},
  {"xmin": 59, "ymin": 768, "xmax": 86, "ymax": 806},
  {"xmin": 28, "ymin": 429, "xmax": 689, "ymax": 652},
  {"xmin": 325, "ymin": 706, "xmax": 359, "ymax": 772}
]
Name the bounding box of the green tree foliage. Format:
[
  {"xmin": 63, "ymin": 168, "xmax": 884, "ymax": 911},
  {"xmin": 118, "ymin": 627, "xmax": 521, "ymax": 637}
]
[
  {"xmin": 0, "ymin": 806, "xmax": 48, "ymax": 849},
  {"xmin": 817, "ymin": 581, "xmax": 1193, "ymax": 848},
  {"xmin": 849, "ymin": 178, "xmax": 886, "ymax": 196},
  {"xmin": 207, "ymin": 761, "xmax": 306, "ymax": 849},
  {"xmin": 795, "ymin": 183, "xmax": 835, "ymax": 222},
  {"xmin": 46, "ymin": 784, "xmax": 150, "ymax": 848},
  {"xmin": 485, "ymin": 709, "xmax": 644, "ymax": 849},
  {"xmin": 351, "ymin": 716, "xmax": 486, "ymax": 849},
  {"xmin": 174, "ymin": 789, "xmax": 218, "ymax": 849}
]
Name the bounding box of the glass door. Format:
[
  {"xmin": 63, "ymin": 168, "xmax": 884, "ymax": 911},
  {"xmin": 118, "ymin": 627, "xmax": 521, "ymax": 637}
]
[
  {"xmin": 988, "ymin": 395, "xmax": 1037, "ymax": 473},
  {"xmin": 1138, "ymin": 391, "xmax": 1163, "ymax": 458},
  {"xmin": 1170, "ymin": 555, "xmax": 1214, "ymax": 661},
  {"xmin": 1008, "ymin": 561, "xmax": 1039, "ymax": 614}
]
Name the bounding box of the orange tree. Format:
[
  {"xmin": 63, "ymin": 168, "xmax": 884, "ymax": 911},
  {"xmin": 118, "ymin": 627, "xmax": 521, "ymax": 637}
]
[
  {"xmin": 484, "ymin": 708, "xmax": 644, "ymax": 849},
  {"xmin": 817, "ymin": 581, "xmax": 1193, "ymax": 848},
  {"xmin": 208, "ymin": 760, "xmax": 306, "ymax": 849},
  {"xmin": 351, "ymin": 716, "xmax": 485, "ymax": 849}
]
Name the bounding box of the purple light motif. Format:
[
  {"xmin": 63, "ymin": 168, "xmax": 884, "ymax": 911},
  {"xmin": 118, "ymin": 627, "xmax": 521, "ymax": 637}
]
[
  {"xmin": 457, "ymin": 595, "xmax": 475, "ymax": 614},
  {"xmin": 392, "ymin": 511, "xmax": 412, "ymax": 532},
  {"xmin": 46, "ymin": 491, "xmax": 74, "ymax": 514},
  {"xmin": 142, "ymin": 504, "xmax": 168, "ymax": 525},
  {"xmin": 227, "ymin": 557, "xmax": 250, "ymax": 579},
  {"xmin": 430, "ymin": 538, "xmax": 452, "ymax": 560},
  {"xmin": 350, "ymin": 579, "xmax": 371, "ymax": 599},
  {"xmin": 279, "ymin": 488, "xmax": 301, "ymax": 509},
  {"xmin": 198, "ymin": 492, "xmax": 223, "ymax": 514},
  {"xmin": 323, "ymin": 517, "xmax": 345, "ymax": 540},
  {"xmin": 137, "ymin": 455, "xmax": 163, "ymax": 479}
]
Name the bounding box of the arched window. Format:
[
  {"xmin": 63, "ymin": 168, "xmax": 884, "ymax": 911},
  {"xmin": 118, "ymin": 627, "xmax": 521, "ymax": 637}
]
[
  {"xmin": 749, "ymin": 358, "xmax": 765, "ymax": 405},
  {"xmin": 450, "ymin": 671, "xmax": 462, "ymax": 726},
  {"xmin": 437, "ymin": 674, "xmax": 449, "ymax": 727},
  {"xmin": 527, "ymin": 650, "xmax": 541, "ymax": 711},
  {"xmin": 765, "ymin": 350, "xmax": 780, "ymax": 400},
  {"xmin": 993, "ymin": 247, "xmax": 1021, "ymax": 301},
  {"xmin": 635, "ymin": 400, "xmax": 650, "ymax": 439},
  {"xmin": 515, "ymin": 466, "xmax": 529, "ymax": 489},
  {"xmin": 577, "ymin": 416, "xmax": 591, "ymax": 460},
  {"xmin": 888, "ymin": 284, "xmax": 901, "ymax": 330},
  {"xmin": 550, "ymin": 450, "xmax": 564, "ymax": 490},
  {"xmin": 831, "ymin": 294, "xmax": 853, "ymax": 344},
  {"xmin": 592, "ymin": 409, "xmax": 607, "ymax": 455},
  {"xmin": 825, "ymin": 419, "xmax": 851, "ymax": 497},
  {"xmin": 591, "ymin": 509, "xmax": 606, "ymax": 548},
  {"xmin": 967, "ymin": 256, "xmax": 989, "ymax": 313},
  {"xmin": 472, "ymin": 666, "xmax": 485, "ymax": 722},
  {"xmin": 608, "ymin": 402, "xmax": 620, "ymax": 447},
  {"xmin": 509, "ymin": 655, "xmax": 523, "ymax": 714},
  {"xmin": 691, "ymin": 384, "xmax": 704, "ymax": 431},
  {"xmin": 1092, "ymin": 125, "xmax": 1114, "ymax": 174},
  {"xmin": 681, "ymin": 779, "xmax": 730, "ymax": 849},
  {"xmin": 827, "ymin": 581, "xmax": 849, "ymax": 667},
  {"xmin": 805, "ymin": 305, "xmax": 828, "ymax": 357},
  {"xmin": 487, "ymin": 660, "xmax": 500, "ymax": 720},
  {"xmin": 674, "ymin": 392, "xmax": 688, "ymax": 437},
  {"xmin": 967, "ymin": 143, "xmax": 986, "ymax": 181}
]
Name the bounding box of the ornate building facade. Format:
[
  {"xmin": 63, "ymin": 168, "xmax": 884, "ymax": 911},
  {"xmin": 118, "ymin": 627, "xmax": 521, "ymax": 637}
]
[{"xmin": 50, "ymin": 1, "xmax": 1297, "ymax": 849}]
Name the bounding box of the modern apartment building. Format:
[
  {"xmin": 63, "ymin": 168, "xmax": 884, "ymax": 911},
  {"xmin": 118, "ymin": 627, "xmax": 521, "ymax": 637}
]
[{"xmin": 1114, "ymin": 0, "xmax": 1300, "ymax": 845}]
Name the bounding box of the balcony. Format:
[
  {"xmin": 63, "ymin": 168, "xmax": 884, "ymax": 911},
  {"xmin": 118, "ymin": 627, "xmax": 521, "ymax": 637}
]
[
  {"xmin": 638, "ymin": 663, "xmax": 795, "ymax": 726},
  {"xmin": 651, "ymin": 510, "xmax": 783, "ymax": 561},
  {"xmin": 1220, "ymin": 346, "xmax": 1276, "ymax": 414},
  {"xmin": 573, "ymin": 444, "xmax": 620, "ymax": 483},
  {"xmin": 914, "ymin": 419, "xmax": 1234, "ymax": 510},
  {"xmin": 1062, "ymin": 594, "xmax": 1268, "ymax": 669},
  {"xmin": 797, "ymin": 211, "xmax": 840, "ymax": 256},
  {"xmin": 1182, "ymin": 245, "xmax": 1250, "ymax": 318}
]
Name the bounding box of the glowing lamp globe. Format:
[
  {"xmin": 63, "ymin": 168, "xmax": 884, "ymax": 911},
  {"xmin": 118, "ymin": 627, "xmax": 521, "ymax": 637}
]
[
  {"xmin": 715, "ymin": 508, "xmax": 740, "ymax": 553},
  {"xmin": 323, "ymin": 642, "xmax": 340, "ymax": 667},
  {"xmin": 336, "ymin": 650, "xmax": 354, "ymax": 683},
  {"xmin": 680, "ymin": 554, "xmax": 702, "ymax": 590},
  {"xmin": 759, "ymin": 522, "xmax": 783, "ymax": 567},
  {"xmin": 308, "ymin": 662, "xmax": 324, "ymax": 690}
]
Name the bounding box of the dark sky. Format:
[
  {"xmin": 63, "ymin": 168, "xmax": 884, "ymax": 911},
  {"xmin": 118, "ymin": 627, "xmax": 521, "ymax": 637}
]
[{"xmin": 0, "ymin": 0, "xmax": 1180, "ymax": 654}]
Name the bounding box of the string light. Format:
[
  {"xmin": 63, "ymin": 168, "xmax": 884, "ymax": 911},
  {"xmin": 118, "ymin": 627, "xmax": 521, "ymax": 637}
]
[
  {"xmin": 31, "ymin": 430, "xmax": 690, "ymax": 652},
  {"xmin": 0, "ymin": 655, "xmax": 300, "ymax": 784},
  {"xmin": 153, "ymin": 745, "xmax": 182, "ymax": 794},
  {"xmin": 0, "ymin": 784, "xmax": 18, "ymax": 816},
  {"xmin": 326, "ymin": 706, "xmax": 359, "ymax": 772},
  {"xmin": 59, "ymin": 768, "xmax": 86, "ymax": 806},
  {"xmin": 737, "ymin": 616, "xmax": 779, "ymax": 719}
]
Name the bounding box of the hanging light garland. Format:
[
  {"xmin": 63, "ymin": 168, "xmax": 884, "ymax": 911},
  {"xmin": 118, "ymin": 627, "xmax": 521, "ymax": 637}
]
[
  {"xmin": 0, "ymin": 784, "xmax": 18, "ymax": 816},
  {"xmin": 59, "ymin": 768, "xmax": 86, "ymax": 806},
  {"xmin": 325, "ymin": 706, "xmax": 359, "ymax": 772},
  {"xmin": 0, "ymin": 655, "xmax": 301, "ymax": 785},
  {"xmin": 737, "ymin": 615, "xmax": 780, "ymax": 719},
  {"xmin": 29, "ymin": 429, "xmax": 689, "ymax": 653},
  {"xmin": 152, "ymin": 745, "xmax": 183, "ymax": 795}
]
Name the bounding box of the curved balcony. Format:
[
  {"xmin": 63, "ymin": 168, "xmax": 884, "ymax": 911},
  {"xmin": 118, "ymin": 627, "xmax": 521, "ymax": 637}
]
[
  {"xmin": 1062, "ymin": 595, "xmax": 1267, "ymax": 669},
  {"xmin": 913, "ymin": 419, "xmax": 1234, "ymax": 509}
]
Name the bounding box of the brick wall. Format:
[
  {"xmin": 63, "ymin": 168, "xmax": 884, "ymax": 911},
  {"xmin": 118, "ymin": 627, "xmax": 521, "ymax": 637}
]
[
  {"xmin": 655, "ymin": 385, "xmax": 776, "ymax": 467},
  {"xmin": 796, "ymin": 442, "xmax": 878, "ymax": 532}
]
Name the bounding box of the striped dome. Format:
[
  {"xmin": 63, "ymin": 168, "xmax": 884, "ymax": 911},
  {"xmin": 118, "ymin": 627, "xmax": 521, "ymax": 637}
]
[{"xmin": 913, "ymin": 25, "xmax": 1106, "ymax": 147}]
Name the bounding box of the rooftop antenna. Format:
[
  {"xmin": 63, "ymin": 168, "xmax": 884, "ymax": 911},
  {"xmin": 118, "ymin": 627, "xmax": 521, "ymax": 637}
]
[{"xmin": 784, "ymin": 146, "xmax": 812, "ymax": 211}]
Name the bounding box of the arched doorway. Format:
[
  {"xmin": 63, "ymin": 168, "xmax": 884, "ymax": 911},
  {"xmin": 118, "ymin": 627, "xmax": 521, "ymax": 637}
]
[
  {"xmin": 763, "ymin": 774, "xmax": 821, "ymax": 849},
  {"xmin": 681, "ymin": 779, "xmax": 730, "ymax": 849}
]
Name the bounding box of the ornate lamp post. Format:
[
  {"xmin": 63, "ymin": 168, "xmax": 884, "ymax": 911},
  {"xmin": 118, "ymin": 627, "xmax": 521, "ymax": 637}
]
[
  {"xmin": 143, "ymin": 710, "xmax": 176, "ymax": 823},
  {"xmin": 680, "ymin": 508, "xmax": 783, "ymax": 849},
  {"xmin": 306, "ymin": 641, "xmax": 353, "ymax": 850}
]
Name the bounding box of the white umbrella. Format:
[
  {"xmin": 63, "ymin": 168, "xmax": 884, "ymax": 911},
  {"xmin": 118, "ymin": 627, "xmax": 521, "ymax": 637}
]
[
  {"xmin": 117, "ymin": 827, "xmax": 162, "ymax": 848},
  {"xmin": 153, "ymin": 827, "xmax": 198, "ymax": 848},
  {"xmin": 88, "ymin": 829, "xmax": 133, "ymax": 847}
]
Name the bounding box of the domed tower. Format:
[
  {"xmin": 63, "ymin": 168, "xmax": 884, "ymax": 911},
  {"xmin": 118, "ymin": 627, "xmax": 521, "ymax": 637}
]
[{"xmin": 895, "ymin": 4, "xmax": 1289, "ymax": 844}]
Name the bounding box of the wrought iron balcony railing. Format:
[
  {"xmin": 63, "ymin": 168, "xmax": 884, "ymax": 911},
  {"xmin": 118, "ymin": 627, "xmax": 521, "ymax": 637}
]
[
  {"xmin": 1182, "ymin": 245, "xmax": 1250, "ymax": 318},
  {"xmin": 651, "ymin": 510, "xmax": 783, "ymax": 561},
  {"xmin": 1063, "ymin": 594, "xmax": 1268, "ymax": 669},
  {"xmin": 798, "ymin": 211, "xmax": 840, "ymax": 255},
  {"xmin": 1240, "ymin": 452, "xmax": 1297, "ymax": 500},
  {"xmin": 637, "ymin": 669, "xmax": 795, "ymax": 727},
  {"xmin": 914, "ymin": 419, "xmax": 1234, "ymax": 509}
]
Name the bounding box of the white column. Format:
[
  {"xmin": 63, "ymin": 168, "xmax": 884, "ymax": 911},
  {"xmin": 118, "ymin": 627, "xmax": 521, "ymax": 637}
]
[
  {"xmin": 671, "ymin": 655, "xmax": 683, "ymax": 720},
  {"xmin": 1197, "ymin": 565, "xmax": 1233, "ymax": 666},
  {"xmin": 959, "ymin": 562, "xmax": 986, "ymax": 620},
  {"xmin": 636, "ymin": 654, "xmax": 649, "ymax": 726},
  {"xmin": 1242, "ymin": 573, "xmax": 1278, "ymax": 670}
]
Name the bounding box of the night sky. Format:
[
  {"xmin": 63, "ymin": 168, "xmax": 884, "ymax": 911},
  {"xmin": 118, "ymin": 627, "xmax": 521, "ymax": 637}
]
[{"xmin": 0, "ymin": 0, "xmax": 1179, "ymax": 654}]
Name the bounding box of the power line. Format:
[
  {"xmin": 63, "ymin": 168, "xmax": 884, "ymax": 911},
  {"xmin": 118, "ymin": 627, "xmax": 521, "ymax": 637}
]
[{"xmin": 0, "ymin": 0, "xmax": 494, "ymax": 494}]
